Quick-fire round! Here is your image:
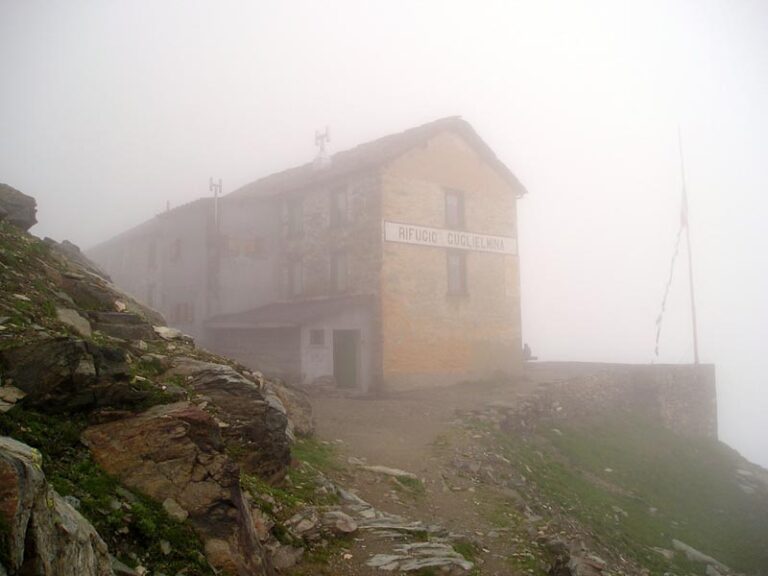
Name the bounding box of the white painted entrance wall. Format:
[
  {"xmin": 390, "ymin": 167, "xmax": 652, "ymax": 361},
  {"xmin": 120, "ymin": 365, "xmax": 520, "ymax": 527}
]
[{"xmin": 300, "ymin": 302, "xmax": 373, "ymax": 392}]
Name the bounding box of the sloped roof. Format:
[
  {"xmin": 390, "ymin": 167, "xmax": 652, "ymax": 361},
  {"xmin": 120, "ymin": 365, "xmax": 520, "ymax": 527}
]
[
  {"xmin": 228, "ymin": 116, "xmax": 526, "ymax": 199},
  {"xmin": 205, "ymin": 294, "xmax": 374, "ymax": 329},
  {"xmin": 89, "ymin": 197, "xmax": 212, "ymax": 252}
]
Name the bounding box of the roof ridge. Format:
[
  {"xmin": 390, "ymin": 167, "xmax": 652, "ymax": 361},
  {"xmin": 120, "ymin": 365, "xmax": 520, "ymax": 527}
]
[{"xmin": 226, "ymin": 116, "xmax": 524, "ymax": 199}]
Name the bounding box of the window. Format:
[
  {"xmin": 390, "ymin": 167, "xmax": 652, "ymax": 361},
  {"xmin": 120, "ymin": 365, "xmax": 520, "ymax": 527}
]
[
  {"xmin": 330, "ymin": 252, "xmax": 348, "ymax": 293},
  {"xmin": 148, "ymin": 240, "xmax": 157, "ymax": 270},
  {"xmin": 447, "ymin": 251, "xmax": 467, "ymax": 295},
  {"xmin": 170, "ymin": 238, "xmax": 182, "ymax": 262},
  {"xmin": 283, "ymin": 260, "xmax": 303, "ymax": 298},
  {"xmin": 445, "ymin": 189, "xmax": 465, "ymax": 229},
  {"xmin": 310, "ymin": 329, "xmax": 325, "ymax": 346},
  {"xmin": 281, "ymin": 198, "xmax": 303, "ymax": 238},
  {"xmin": 329, "ymin": 187, "xmax": 348, "ymax": 227}
]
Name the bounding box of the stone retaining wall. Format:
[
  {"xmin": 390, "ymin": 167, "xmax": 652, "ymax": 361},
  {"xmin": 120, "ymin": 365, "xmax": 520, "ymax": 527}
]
[{"xmin": 514, "ymin": 362, "xmax": 717, "ymax": 439}]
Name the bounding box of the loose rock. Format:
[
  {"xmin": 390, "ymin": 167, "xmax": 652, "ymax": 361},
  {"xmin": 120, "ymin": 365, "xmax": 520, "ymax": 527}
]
[{"xmin": 0, "ymin": 436, "xmax": 113, "ymax": 576}]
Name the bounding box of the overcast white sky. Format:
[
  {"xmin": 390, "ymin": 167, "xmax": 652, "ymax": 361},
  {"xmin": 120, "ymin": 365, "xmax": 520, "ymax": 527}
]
[{"xmin": 1, "ymin": 0, "xmax": 766, "ymax": 466}]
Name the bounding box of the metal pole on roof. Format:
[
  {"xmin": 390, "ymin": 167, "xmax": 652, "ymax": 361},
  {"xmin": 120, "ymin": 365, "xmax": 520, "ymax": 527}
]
[
  {"xmin": 653, "ymin": 128, "xmax": 700, "ymax": 365},
  {"xmin": 210, "ymin": 178, "xmax": 222, "ymax": 231},
  {"xmin": 678, "ymin": 128, "xmax": 700, "ymax": 365}
]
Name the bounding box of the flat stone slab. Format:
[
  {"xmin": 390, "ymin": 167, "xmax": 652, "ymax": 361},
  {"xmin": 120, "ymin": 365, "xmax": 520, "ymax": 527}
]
[{"xmin": 56, "ymin": 308, "xmax": 92, "ymax": 337}]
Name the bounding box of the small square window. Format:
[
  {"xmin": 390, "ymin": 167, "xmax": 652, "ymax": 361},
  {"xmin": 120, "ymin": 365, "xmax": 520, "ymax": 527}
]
[{"xmin": 310, "ymin": 329, "xmax": 325, "ymax": 346}]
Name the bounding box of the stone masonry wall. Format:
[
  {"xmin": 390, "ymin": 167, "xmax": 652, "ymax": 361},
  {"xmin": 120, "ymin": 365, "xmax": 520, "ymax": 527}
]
[
  {"xmin": 505, "ymin": 362, "xmax": 718, "ymax": 439},
  {"xmin": 281, "ymin": 172, "xmax": 381, "ymax": 298}
]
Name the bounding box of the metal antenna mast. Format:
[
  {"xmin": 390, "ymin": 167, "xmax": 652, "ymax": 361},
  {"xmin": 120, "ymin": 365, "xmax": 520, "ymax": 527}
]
[
  {"xmin": 209, "ymin": 177, "xmax": 222, "ymax": 229},
  {"xmin": 678, "ymin": 128, "xmax": 700, "ymax": 364},
  {"xmin": 314, "ymin": 127, "xmax": 331, "ymax": 168}
]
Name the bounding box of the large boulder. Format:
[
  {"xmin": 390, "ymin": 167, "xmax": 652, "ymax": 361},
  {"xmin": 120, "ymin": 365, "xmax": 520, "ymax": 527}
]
[
  {"xmin": 0, "ymin": 183, "xmax": 36, "ymax": 231},
  {"xmin": 266, "ymin": 380, "xmax": 315, "ymax": 438},
  {"xmin": 82, "ymin": 402, "xmax": 271, "ymax": 576},
  {"xmin": 0, "ymin": 436, "xmax": 113, "ymax": 576},
  {"xmin": 0, "ymin": 337, "xmax": 147, "ymax": 413},
  {"xmin": 167, "ymin": 358, "xmax": 292, "ymax": 480},
  {"xmin": 88, "ymin": 312, "xmax": 156, "ymax": 341},
  {"xmin": 45, "ymin": 239, "xmax": 112, "ymax": 282}
]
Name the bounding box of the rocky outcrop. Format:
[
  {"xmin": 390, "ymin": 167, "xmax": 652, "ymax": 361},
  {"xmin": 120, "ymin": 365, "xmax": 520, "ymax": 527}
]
[
  {"xmin": 0, "ymin": 198, "xmax": 307, "ymax": 575},
  {"xmin": 82, "ymin": 402, "xmax": 271, "ymax": 576},
  {"xmin": 0, "ymin": 184, "xmax": 36, "ymax": 231},
  {"xmin": 543, "ymin": 538, "xmax": 608, "ymax": 576},
  {"xmin": 0, "ymin": 338, "xmax": 150, "ymax": 413},
  {"xmin": 45, "ymin": 239, "xmax": 112, "ymax": 282},
  {"xmin": 671, "ymin": 540, "xmax": 732, "ymax": 574},
  {"xmin": 167, "ymin": 357, "xmax": 292, "ymax": 480},
  {"xmin": 88, "ymin": 312, "xmax": 156, "ymax": 341},
  {"xmin": 267, "ymin": 380, "xmax": 315, "ymax": 438},
  {"xmin": 0, "ymin": 436, "xmax": 113, "ymax": 576}
]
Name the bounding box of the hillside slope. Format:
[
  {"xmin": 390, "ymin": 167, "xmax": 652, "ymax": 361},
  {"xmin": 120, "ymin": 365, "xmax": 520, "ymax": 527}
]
[
  {"xmin": 1, "ymin": 188, "xmax": 765, "ymax": 576},
  {"xmin": 0, "ymin": 210, "xmax": 301, "ymax": 575},
  {"xmin": 0, "ymin": 200, "xmax": 476, "ymax": 576},
  {"xmin": 306, "ymin": 369, "xmax": 768, "ymax": 576}
]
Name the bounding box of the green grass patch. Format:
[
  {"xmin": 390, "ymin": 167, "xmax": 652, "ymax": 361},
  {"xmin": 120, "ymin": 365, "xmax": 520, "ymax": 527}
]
[
  {"xmin": 497, "ymin": 413, "xmax": 768, "ymax": 575},
  {"xmin": 392, "ymin": 474, "xmax": 426, "ymax": 497},
  {"xmin": 291, "ymin": 437, "xmax": 339, "ymax": 471},
  {"xmin": 505, "ymin": 549, "xmax": 547, "ymax": 576},
  {"xmin": 242, "ymin": 472, "xmax": 305, "ymax": 515},
  {"xmin": 287, "ymin": 535, "xmax": 353, "ymax": 576},
  {"xmin": 0, "ymin": 406, "xmax": 213, "ymax": 575},
  {"xmin": 453, "ymin": 540, "xmax": 477, "ymax": 562},
  {"xmin": 241, "ymin": 437, "xmax": 344, "ymax": 555},
  {"xmin": 242, "ymin": 459, "xmax": 340, "ymax": 518}
]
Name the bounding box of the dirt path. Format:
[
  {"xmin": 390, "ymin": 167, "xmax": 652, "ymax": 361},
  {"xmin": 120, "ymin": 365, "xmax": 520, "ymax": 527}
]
[
  {"xmin": 312, "ymin": 364, "xmax": 583, "ymax": 475},
  {"xmin": 313, "ymin": 379, "xmax": 534, "ymax": 470},
  {"xmin": 307, "ymin": 375, "xmax": 544, "ymax": 575}
]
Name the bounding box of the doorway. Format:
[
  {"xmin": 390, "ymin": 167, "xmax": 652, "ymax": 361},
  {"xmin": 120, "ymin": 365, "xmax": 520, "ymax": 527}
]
[{"xmin": 333, "ymin": 330, "xmax": 359, "ymax": 389}]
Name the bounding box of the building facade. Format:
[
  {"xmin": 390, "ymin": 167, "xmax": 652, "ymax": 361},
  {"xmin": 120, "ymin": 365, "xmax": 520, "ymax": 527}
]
[{"xmin": 90, "ymin": 117, "xmax": 527, "ymax": 392}]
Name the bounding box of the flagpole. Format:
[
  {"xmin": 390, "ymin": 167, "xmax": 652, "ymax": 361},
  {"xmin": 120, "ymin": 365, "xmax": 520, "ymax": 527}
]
[{"xmin": 678, "ymin": 128, "xmax": 700, "ymax": 364}]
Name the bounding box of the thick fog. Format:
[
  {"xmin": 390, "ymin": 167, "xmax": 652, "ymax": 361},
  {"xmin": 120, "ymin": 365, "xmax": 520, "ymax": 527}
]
[{"xmin": 1, "ymin": 1, "xmax": 766, "ymax": 466}]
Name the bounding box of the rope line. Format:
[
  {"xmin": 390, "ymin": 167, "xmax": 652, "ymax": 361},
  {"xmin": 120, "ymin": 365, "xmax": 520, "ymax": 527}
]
[{"xmin": 654, "ymin": 223, "xmax": 684, "ymax": 358}]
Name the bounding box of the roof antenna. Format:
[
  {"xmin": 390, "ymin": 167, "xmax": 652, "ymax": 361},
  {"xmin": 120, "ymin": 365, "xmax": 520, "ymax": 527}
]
[
  {"xmin": 314, "ymin": 127, "xmax": 331, "ymax": 169},
  {"xmin": 210, "ymin": 177, "xmax": 222, "ymax": 230}
]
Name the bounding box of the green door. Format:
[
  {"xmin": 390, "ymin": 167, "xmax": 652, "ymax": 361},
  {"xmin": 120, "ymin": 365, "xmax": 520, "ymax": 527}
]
[{"xmin": 333, "ymin": 330, "xmax": 358, "ymax": 389}]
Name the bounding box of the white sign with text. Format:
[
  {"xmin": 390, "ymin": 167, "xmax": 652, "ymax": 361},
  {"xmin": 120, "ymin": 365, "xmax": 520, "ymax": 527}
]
[{"xmin": 383, "ymin": 221, "xmax": 517, "ymax": 255}]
